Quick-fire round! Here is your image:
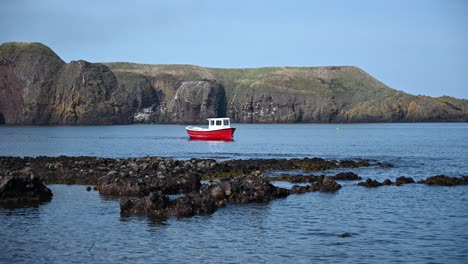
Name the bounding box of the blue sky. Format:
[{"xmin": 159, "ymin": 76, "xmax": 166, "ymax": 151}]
[{"xmin": 1, "ymin": 0, "xmax": 467, "ymax": 99}]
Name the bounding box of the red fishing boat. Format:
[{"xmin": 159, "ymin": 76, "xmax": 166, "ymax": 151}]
[{"xmin": 186, "ymin": 118, "xmax": 236, "ymax": 140}]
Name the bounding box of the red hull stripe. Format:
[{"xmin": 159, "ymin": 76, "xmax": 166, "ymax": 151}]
[{"xmin": 186, "ymin": 128, "xmax": 236, "ymax": 140}]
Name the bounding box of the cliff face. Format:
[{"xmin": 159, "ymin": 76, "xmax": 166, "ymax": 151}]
[
  {"xmin": 167, "ymin": 80, "xmax": 226, "ymax": 123},
  {"xmin": 0, "ymin": 42, "xmax": 133, "ymax": 125},
  {"xmin": 0, "ymin": 43, "xmax": 64, "ymax": 124},
  {"xmin": 107, "ymin": 64, "xmax": 468, "ymax": 123},
  {"xmin": 0, "ymin": 42, "xmax": 467, "ymax": 125}
]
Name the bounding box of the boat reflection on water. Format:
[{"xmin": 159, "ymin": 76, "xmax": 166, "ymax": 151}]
[{"xmin": 188, "ymin": 138, "xmax": 234, "ymax": 143}]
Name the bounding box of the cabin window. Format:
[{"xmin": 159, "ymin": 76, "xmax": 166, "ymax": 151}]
[
  {"xmin": 216, "ymin": 120, "xmax": 222, "ymax": 126},
  {"xmin": 224, "ymin": 120, "xmax": 229, "ymax": 126},
  {"xmin": 210, "ymin": 120, "xmax": 214, "ymax": 126}
]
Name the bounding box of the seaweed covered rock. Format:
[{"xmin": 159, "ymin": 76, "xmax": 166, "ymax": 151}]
[
  {"xmin": 226, "ymin": 172, "xmax": 290, "ymax": 203},
  {"xmin": 0, "ymin": 175, "xmax": 52, "ymax": 205},
  {"xmin": 338, "ymin": 160, "xmax": 370, "ymax": 168},
  {"xmin": 269, "ymin": 174, "xmax": 322, "ymax": 183},
  {"xmin": 120, "ymin": 191, "xmax": 217, "ymax": 220},
  {"xmin": 422, "ymin": 175, "xmax": 468, "ymax": 186},
  {"xmin": 333, "ymin": 172, "xmax": 362, "ymax": 181},
  {"xmin": 357, "ymin": 178, "xmax": 392, "ymax": 188},
  {"xmin": 290, "ymin": 176, "xmax": 341, "ymax": 194},
  {"xmin": 395, "ymin": 176, "xmax": 415, "ymax": 186},
  {"xmin": 321, "ymin": 176, "xmax": 342, "ymax": 192}
]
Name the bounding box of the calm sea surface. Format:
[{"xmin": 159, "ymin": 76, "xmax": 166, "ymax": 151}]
[{"xmin": 1, "ymin": 123, "xmax": 467, "ymax": 263}]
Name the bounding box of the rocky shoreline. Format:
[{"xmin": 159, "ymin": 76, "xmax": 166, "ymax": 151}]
[{"xmin": 1, "ymin": 156, "xmax": 467, "ymax": 219}]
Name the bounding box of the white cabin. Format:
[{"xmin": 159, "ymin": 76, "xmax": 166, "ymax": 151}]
[{"xmin": 207, "ymin": 118, "xmax": 231, "ymax": 129}]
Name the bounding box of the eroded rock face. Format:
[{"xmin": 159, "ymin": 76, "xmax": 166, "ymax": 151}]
[
  {"xmin": 0, "ymin": 43, "xmax": 64, "ymax": 124},
  {"xmin": 2, "ymin": 42, "xmax": 468, "ymax": 125},
  {"xmin": 0, "ymin": 42, "xmax": 132, "ymax": 125},
  {"xmin": 168, "ymin": 80, "xmax": 227, "ymax": 123},
  {"xmin": 0, "ymin": 175, "xmax": 53, "ymax": 205}
]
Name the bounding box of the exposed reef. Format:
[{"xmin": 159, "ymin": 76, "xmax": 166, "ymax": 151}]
[{"xmin": 1, "ymin": 156, "xmax": 466, "ymax": 218}]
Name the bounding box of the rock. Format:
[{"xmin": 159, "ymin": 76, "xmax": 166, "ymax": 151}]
[
  {"xmin": 86, "ymin": 186, "xmax": 91, "ymax": 191},
  {"xmin": 395, "ymin": 176, "xmax": 415, "ymax": 186},
  {"xmin": 422, "ymin": 175, "xmax": 468, "ymax": 186},
  {"xmin": 120, "ymin": 191, "xmax": 217, "ymax": 220},
  {"xmin": 224, "ymin": 173, "xmax": 289, "ymax": 203},
  {"xmin": 219, "ymin": 181, "xmax": 232, "ymax": 196},
  {"xmin": 338, "ymin": 160, "xmax": 370, "ymax": 168},
  {"xmin": 338, "ymin": 233, "xmax": 352, "ymax": 238},
  {"xmin": 357, "ymin": 178, "xmax": 384, "ymax": 188},
  {"xmin": 378, "ymin": 162, "xmax": 394, "ymax": 168},
  {"xmin": 0, "ymin": 175, "xmax": 53, "ymax": 205},
  {"xmin": 291, "ymin": 185, "xmax": 309, "ymax": 194},
  {"xmin": 210, "ymin": 186, "xmax": 226, "ymax": 201},
  {"xmin": 333, "ymin": 172, "xmax": 362, "ymax": 181},
  {"xmin": 269, "ymin": 174, "xmax": 322, "ymax": 183},
  {"xmin": 320, "ymin": 177, "xmax": 341, "ymax": 192},
  {"xmin": 382, "ymin": 179, "xmax": 393, "ymax": 185}
]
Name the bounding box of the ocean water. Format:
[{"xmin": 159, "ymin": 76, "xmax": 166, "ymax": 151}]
[{"xmin": 1, "ymin": 123, "xmax": 467, "ymax": 263}]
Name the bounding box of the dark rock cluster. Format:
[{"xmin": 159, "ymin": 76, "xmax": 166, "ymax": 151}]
[
  {"xmin": 290, "ymin": 176, "xmax": 342, "ymax": 194},
  {"xmin": 420, "ymin": 175, "xmax": 468, "ymax": 186},
  {"xmin": 1, "ymin": 155, "xmax": 466, "ymax": 218},
  {"xmin": 357, "ymin": 178, "xmax": 393, "ymax": 188},
  {"xmin": 0, "ymin": 174, "xmax": 52, "ymax": 205},
  {"xmin": 121, "ymin": 171, "xmax": 291, "ymax": 220}
]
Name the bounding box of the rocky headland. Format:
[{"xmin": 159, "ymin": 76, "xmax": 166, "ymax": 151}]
[
  {"xmin": 1, "ymin": 156, "xmax": 466, "ymax": 219},
  {"xmin": 1, "ymin": 42, "xmax": 467, "ymax": 125}
]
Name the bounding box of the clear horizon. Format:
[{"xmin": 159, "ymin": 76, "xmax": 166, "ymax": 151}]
[{"xmin": 1, "ymin": 0, "xmax": 467, "ymax": 99}]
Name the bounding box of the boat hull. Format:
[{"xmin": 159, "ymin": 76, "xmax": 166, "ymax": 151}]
[{"xmin": 186, "ymin": 128, "xmax": 236, "ymax": 140}]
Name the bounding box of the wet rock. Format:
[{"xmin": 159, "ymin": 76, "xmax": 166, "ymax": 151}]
[
  {"xmin": 333, "ymin": 172, "xmax": 362, "ymax": 181},
  {"xmin": 422, "ymin": 175, "xmax": 468, "ymax": 186},
  {"xmin": 357, "ymin": 178, "xmax": 384, "ymax": 188},
  {"xmin": 291, "ymin": 185, "xmax": 309, "ymax": 194},
  {"xmin": 321, "ymin": 177, "xmax": 341, "ymax": 192},
  {"xmin": 269, "ymin": 174, "xmax": 322, "ymax": 183},
  {"xmin": 210, "ymin": 186, "xmax": 226, "ymax": 201},
  {"xmin": 395, "ymin": 176, "xmax": 415, "ymax": 186},
  {"xmin": 378, "ymin": 162, "xmax": 394, "ymax": 168},
  {"xmin": 382, "ymin": 179, "xmax": 393, "ymax": 185},
  {"xmin": 219, "ymin": 180, "xmax": 232, "ymax": 196},
  {"xmin": 0, "ymin": 175, "xmax": 53, "ymax": 205},
  {"xmin": 227, "ymin": 173, "xmax": 290, "ymax": 203},
  {"xmin": 338, "ymin": 233, "xmax": 352, "ymax": 238},
  {"xmin": 120, "ymin": 191, "xmax": 217, "ymax": 220},
  {"xmin": 339, "ymin": 160, "xmax": 369, "ymax": 168}
]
